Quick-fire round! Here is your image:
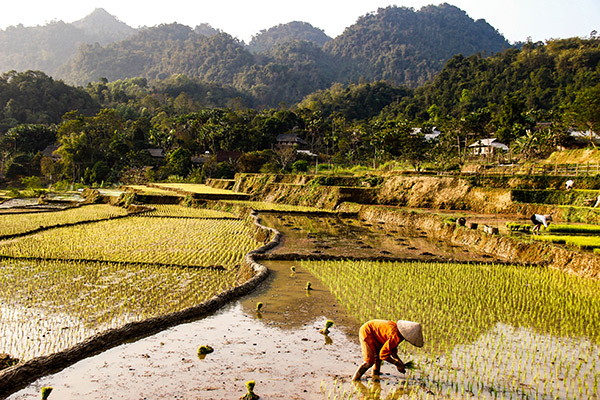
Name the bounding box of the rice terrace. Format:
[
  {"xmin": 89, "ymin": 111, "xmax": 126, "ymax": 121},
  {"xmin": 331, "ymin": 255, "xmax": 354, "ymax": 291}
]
[
  {"xmin": 0, "ymin": 170, "xmax": 599, "ymax": 400},
  {"xmin": 0, "ymin": 4, "xmax": 600, "ymax": 398}
]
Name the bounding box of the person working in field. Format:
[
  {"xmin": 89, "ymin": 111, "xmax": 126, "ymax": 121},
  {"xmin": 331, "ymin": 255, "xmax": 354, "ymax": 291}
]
[
  {"xmin": 565, "ymin": 179, "xmax": 574, "ymax": 190},
  {"xmin": 352, "ymin": 319, "xmax": 423, "ymax": 381},
  {"xmin": 531, "ymin": 213, "xmax": 552, "ymax": 235}
]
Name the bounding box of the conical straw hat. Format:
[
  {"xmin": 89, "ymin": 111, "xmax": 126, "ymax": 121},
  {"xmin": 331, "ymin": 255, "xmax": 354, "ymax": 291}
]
[{"xmin": 396, "ymin": 320, "xmax": 424, "ymax": 348}]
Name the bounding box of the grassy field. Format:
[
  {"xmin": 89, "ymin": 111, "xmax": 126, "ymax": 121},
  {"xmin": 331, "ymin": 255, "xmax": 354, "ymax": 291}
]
[
  {"xmin": 142, "ymin": 204, "xmax": 238, "ymax": 219},
  {"xmin": 0, "ymin": 204, "xmax": 129, "ymax": 237},
  {"xmin": 218, "ymin": 200, "xmax": 329, "ymax": 212},
  {"xmin": 0, "ymin": 216, "xmax": 260, "ymax": 267},
  {"xmin": 303, "ymin": 259, "xmax": 600, "ymax": 399}
]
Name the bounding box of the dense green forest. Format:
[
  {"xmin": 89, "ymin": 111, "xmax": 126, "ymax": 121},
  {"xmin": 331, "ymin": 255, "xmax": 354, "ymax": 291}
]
[
  {"xmin": 0, "ymin": 4, "xmax": 509, "ymax": 108},
  {"xmin": 0, "ymin": 6, "xmax": 598, "ymax": 188},
  {"xmin": 323, "ymin": 4, "xmax": 508, "ymax": 87},
  {"xmin": 248, "ymin": 21, "xmax": 331, "ymax": 54}
]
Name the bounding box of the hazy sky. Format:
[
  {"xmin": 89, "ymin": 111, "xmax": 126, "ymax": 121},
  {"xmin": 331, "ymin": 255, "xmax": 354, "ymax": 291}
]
[{"xmin": 1, "ymin": 0, "xmax": 599, "ymax": 44}]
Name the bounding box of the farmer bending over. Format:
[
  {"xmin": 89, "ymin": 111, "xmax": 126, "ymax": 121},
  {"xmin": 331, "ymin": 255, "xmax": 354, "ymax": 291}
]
[
  {"xmin": 530, "ymin": 214, "xmax": 552, "ymax": 235},
  {"xmin": 352, "ymin": 319, "xmax": 423, "ymax": 381}
]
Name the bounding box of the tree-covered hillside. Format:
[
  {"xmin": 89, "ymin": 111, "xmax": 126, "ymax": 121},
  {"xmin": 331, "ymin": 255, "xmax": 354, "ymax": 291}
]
[
  {"xmin": 0, "ymin": 9, "xmax": 136, "ymax": 77},
  {"xmin": 1, "ymin": 36, "xmax": 598, "ymax": 185},
  {"xmin": 248, "ymin": 21, "xmax": 332, "ymax": 54},
  {"xmin": 54, "ymin": 4, "xmax": 511, "ymax": 106},
  {"xmin": 324, "ymin": 4, "xmax": 509, "ymax": 87},
  {"xmin": 0, "ymin": 71, "xmax": 98, "ymax": 132},
  {"xmin": 410, "ymin": 38, "xmax": 600, "ymax": 116}
]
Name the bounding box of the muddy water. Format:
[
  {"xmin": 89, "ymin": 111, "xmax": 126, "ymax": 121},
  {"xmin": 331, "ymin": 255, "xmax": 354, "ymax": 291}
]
[
  {"xmin": 7, "ymin": 261, "xmax": 369, "ymax": 400},
  {"xmin": 259, "ymin": 213, "xmax": 498, "ymax": 262}
]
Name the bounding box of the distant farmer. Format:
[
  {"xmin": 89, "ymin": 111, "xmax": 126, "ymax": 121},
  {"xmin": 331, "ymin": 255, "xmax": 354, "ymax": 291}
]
[
  {"xmin": 531, "ymin": 214, "xmax": 552, "ymax": 235},
  {"xmin": 565, "ymin": 180, "xmax": 574, "ymax": 190},
  {"xmin": 352, "ymin": 319, "xmax": 423, "ymax": 381}
]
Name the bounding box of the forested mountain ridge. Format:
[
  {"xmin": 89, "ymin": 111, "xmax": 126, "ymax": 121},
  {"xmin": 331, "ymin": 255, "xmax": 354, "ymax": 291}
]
[
  {"xmin": 248, "ymin": 21, "xmax": 332, "ymax": 54},
  {"xmin": 324, "ymin": 3, "xmax": 509, "ymax": 87},
  {"xmin": 56, "ymin": 4, "xmax": 510, "ymax": 107},
  {"xmin": 1, "ymin": 37, "xmax": 598, "ymax": 184},
  {"xmin": 0, "ymin": 8, "xmax": 136, "ymax": 77},
  {"xmin": 71, "ymin": 8, "xmax": 137, "ymax": 44},
  {"xmin": 403, "ymin": 37, "xmax": 600, "ymax": 118}
]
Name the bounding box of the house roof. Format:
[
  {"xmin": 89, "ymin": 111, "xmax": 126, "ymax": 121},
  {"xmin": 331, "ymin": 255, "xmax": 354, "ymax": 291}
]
[
  {"xmin": 276, "ymin": 134, "xmax": 308, "ymax": 146},
  {"xmin": 569, "ymin": 130, "xmax": 600, "ymax": 144},
  {"xmin": 468, "ymin": 138, "xmax": 509, "ymax": 151},
  {"xmin": 412, "ymin": 127, "xmax": 441, "ymax": 141},
  {"xmin": 41, "ymin": 145, "xmax": 60, "ymax": 158},
  {"xmin": 144, "ymin": 148, "xmax": 165, "ymax": 158}
]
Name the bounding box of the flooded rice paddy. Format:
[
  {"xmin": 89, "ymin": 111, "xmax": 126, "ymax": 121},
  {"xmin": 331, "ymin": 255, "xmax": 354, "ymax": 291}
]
[{"xmin": 4, "ymin": 212, "xmax": 600, "ymax": 399}]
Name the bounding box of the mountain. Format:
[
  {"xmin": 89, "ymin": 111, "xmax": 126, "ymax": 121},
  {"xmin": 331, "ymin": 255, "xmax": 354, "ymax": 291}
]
[
  {"xmin": 325, "ymin": 3, "xmax": 510, "ymax": 87},
  {"xmin": 55, "ymin": 4, "xmax": 511, "ymax": 106},
  {"xmin": 248, "ymin": 21, "xmax": 332, "ymax": 54},
  {"xmin": 72, "ymin": 8, "xmax": 137, "ymax": 45},
  {"xmin": 57, "ymin": 24, "xmax": 254, "ymax": 85},
  {"xmin": 194, "ymin": 23, "xmax": 222, "ymax": 37},
  {"xmin": 0, "ymin": 8, "xmax": 136, "ymax": 77}
]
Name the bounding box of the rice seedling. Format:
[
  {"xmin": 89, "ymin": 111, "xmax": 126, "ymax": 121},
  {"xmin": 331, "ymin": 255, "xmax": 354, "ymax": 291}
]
[
  {"xmin": 320, "ymin": 320, "xmax": 334, "ymax": 335},
  {"xmin": 301, "ymin": 259, "xmax": 600, "ymax": 399},
  {"xmin": 197, "ymin": 345, "xmax": 214, "ymax": 358},
  {"xmin": 142, "ymin": 204, "xmax": 237, "ymax": 219},
  {"xmin": 0, "ymin": 258, "xmax": 243, "ymax": 361},
  {"xmin": 0, "ymin": 204, "xmax": 128, "ymax": 238},
  {"xmin": 0, "ymin": 216, "xmax": 260, "ymax": 267},
  {"xmin": 403, "ymin": 360, "xmax": 416, "ymax": 371},
  {"xmin": 41, "ymin": 386, "xmax": 53, "ymax": 400},
  {"xmin": 240, "ymin": 380, "xmax": 259, "ymax": 400},
  {"xmin": 506, "ymin": 222, "xmax": 531, "ymax": 232}
]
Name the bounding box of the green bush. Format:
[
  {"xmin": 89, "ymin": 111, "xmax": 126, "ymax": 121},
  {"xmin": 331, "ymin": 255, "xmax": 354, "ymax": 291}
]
[{"xmin": 291, "ymin": 160, "xmax": 309, "ymax": 173}]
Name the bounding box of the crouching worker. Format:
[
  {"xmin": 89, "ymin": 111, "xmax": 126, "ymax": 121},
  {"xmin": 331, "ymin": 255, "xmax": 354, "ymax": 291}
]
[
  {"xmin": 352, "ymin": 319, "xmax": 423, "ymax": 381},
  {"xmin": 531, "ymin": 214, "xmax": 552, "ymax": 235}
]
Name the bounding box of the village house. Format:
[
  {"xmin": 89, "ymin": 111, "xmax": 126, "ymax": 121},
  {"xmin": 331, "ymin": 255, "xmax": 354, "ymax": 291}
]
[{"xmin": 468, "ymin": 138, "xmax": 509, "ymax": 156}]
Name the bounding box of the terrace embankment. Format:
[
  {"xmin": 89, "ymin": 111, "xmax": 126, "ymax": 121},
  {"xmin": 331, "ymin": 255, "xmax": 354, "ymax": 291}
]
[
  {"xmin": 338, "ymin": 203, "xmax": 600, "ymax": 279},
  {"xmin": 230, "ymin": 173, "xmax": 587, "ymax": 217}
]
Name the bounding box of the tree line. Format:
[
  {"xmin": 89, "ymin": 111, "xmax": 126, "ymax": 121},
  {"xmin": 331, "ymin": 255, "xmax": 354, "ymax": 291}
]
[{"xmin": 0, "ymin": 36, "xmax": 598, "ymax": 187}]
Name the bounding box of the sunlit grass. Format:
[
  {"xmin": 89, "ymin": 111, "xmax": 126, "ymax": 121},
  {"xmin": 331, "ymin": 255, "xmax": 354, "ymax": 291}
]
[
  {"xmin": 0, "ymin": 216, "xmax": 261, "ymax": 267},
  {"xmin": 0, "ymin": 258, "xmax": 243, "ymax": 361},
  {"xmin": 122, "ymin": 185, "xmax": 179, "ymax": 195},
  {"xmin": 533, "ymin": 234, "xmax": 600, "ymax": 250},
  {"xmin": 0, "ymin": 204, "xmax": 129, "ymax": 237},
  {"xmin": 303, "ymin": 259, "xmax": 600, "ymax": 399},
  {"xmin": 153, "ymin": 183, "xmax": 241, "ymax": 194},
  {"xmin": 219, "ymin": 200, "xmax": 328, "ymax": 212},
  {"xmin": 143, "ymin": 204, "xmax": 237, "ymax": 219}
]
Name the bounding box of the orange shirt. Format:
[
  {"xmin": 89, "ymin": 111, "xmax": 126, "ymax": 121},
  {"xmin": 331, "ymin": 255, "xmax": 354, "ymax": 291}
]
[{"xmin": 360, "ymin": 320, "xmax": 403, "ymax": 360}]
